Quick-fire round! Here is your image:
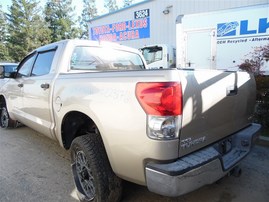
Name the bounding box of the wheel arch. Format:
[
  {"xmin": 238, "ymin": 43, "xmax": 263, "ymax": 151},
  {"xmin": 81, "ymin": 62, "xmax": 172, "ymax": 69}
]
[
  {"xmin": 0, "ymin": 95, "xmax": 17, "ymax": 128},
  {"xmin": 61, "ymin": 110, "xmax": 101, "ymax": 150},
  {"xmin": 0, "ymin": 95, "xmax": 6, "ymax": 108}
]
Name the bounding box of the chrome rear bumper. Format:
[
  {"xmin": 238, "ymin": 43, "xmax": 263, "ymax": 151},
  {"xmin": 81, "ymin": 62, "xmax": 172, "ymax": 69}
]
[{"xmin": 145, "ymin": 123, "xmax": 261, "ymax": 197}]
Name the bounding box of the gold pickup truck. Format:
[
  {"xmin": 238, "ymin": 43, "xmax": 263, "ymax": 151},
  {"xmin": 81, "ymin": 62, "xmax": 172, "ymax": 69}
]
[{"xmin": 0, "ymin": 39, "xmax": 260, "ymax": 202}]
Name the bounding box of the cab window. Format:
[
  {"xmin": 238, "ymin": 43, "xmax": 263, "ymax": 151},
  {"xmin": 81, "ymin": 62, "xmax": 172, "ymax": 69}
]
[
  {"xmin": 16, "ymin": 54, "xmax": 36, "ymax": 78},
  {"xmin": 31, "ymin": 50, "xmax": 56, "ymax": 76},
  {"xmin": 70, "ymin": 46, "xmax": 145, "ymax": 71}
]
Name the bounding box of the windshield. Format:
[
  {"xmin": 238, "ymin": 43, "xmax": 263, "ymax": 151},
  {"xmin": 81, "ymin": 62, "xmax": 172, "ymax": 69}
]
[
  {"xmin": 70, "ymin": 46, "xmax": 145, "ymax": 71},
  {"xmin": 141, "ymin": 46, "xmax": 163, "ymax": 65}
]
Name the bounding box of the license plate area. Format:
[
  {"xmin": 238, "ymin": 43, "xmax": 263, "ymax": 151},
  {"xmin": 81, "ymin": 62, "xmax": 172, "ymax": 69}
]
[{"xmin": 214, "ymin": 137, "xmax": 233, "ymax": 155}]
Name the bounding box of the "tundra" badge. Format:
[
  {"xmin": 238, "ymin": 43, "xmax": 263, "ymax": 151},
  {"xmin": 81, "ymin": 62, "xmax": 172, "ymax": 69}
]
[{"xmin": 180, "ymin": 136, "xmax": 206, "ymax": 149}]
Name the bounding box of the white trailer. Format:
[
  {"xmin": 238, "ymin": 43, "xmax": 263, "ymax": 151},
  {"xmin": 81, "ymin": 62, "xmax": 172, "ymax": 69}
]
[
  {"xmin": 176, "ymin": 4, "xmax": 269, "ymax": 70},
  {"xmin": 89, "ymin": 2, "xmax": 268, "ymax": 71}
]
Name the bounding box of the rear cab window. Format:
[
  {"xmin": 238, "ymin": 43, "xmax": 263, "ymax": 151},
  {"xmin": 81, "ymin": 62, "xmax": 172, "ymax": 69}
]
[{"xmin": 70, "ymin": 46, "xmax": 145, "ymax": 71}]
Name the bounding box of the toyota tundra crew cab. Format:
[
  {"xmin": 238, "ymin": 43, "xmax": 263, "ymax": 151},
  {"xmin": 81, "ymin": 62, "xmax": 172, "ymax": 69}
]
[{"xmin": 0, "ymin": 39, "xmax": 260, "ymax": 202}]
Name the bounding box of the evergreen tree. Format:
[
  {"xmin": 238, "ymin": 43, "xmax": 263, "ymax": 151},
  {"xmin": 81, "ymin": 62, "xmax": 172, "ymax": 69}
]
[
  {"xmin": 123, "ymin": 0, "xmax": 133, "ymax": 7},
  {"xmin": 0, "ymin": 5, "xmax": 11, "ymax": 61},
  {"xmin": 104, "ymin": 0, "xmax": 118, "ymax": 12},
  {"xmin": 44, "ymin": 0, "xmax": 81, "ymax": 42},
  {"xmin": 80, "ymin": 0, "xmax": 98, "ymax": 39},
  {"xmin": 6, "ymin": 0, "xmax": 51, "ymax": 62}
]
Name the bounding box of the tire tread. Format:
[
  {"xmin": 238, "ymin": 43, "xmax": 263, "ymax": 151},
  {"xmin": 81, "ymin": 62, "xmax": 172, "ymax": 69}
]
[{"xmin": 71, "ymin": 132, "xmax": 122, "ymax": 202}]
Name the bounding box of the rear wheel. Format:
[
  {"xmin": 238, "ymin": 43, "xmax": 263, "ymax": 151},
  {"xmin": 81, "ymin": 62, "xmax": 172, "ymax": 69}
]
[
  {"xmin": 0, "ymin": 106, "xmax": 17, "ymax": 128},
  {"xmin": 71, "ymin": 128, "xmax": 122, "ymax": 202}
]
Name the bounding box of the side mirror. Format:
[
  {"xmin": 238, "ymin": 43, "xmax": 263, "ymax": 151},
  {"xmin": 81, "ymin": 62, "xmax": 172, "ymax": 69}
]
[{"xmin": 8, "ymin": 72, "xmax": 17, "ymax": 79}]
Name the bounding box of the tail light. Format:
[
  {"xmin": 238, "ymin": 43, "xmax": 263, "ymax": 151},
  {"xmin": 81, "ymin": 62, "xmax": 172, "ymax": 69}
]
[{"xmin": 136, "ymin": 82, "xmax": 182, "ymax": 140}]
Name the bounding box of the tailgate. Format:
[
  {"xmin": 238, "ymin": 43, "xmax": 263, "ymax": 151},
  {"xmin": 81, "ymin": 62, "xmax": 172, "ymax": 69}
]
[{"xmin": 179, "ymin": 70, "xmax": 256, "ymax": 156}]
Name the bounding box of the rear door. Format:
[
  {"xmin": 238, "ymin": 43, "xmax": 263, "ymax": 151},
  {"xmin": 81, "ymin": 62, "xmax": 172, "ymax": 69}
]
[
  {"xmin": 184, "ymin": 29, "xmax": 216, "ymax": 69},
  {"xmin": 20, "ymin": 49, "xmax": 57, "ymax": 138}
]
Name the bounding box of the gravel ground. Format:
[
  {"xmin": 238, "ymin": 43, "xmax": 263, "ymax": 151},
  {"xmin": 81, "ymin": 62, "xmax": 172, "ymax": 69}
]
[{"xmin": 0, "ymin": 126, "xmax": 268, "ymax": 202}]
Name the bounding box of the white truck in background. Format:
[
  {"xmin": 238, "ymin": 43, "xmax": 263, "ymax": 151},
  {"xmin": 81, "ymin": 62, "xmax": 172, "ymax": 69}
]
[
  {"xmin": 140, "ymin": 44, "xmax": 176, "ymax": 69},
  {"xmin": 141, "ymin": 4, "xmax": 269, "ymax": 70}
]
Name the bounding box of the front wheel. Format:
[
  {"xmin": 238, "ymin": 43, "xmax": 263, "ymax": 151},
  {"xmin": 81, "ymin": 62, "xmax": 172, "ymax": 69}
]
[
  {"xmin": 0, "ymin": 106, "xmax": 17, "ymax": 128},
  {"xmin": 71, "ymin": 132, "xmax": 122, "ymax": 202}
]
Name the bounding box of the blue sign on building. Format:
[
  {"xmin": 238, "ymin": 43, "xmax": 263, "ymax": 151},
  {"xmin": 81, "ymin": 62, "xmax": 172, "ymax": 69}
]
[
  {"xmin": 217, "ymin": 18, "xmax": 269, "ymax": 37},
  {"xmin": 90, "ymin": 10, "xmax": 150, "ymax": 42}
]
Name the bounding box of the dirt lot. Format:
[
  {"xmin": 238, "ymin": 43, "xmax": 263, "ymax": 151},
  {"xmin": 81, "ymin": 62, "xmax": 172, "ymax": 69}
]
[{"xmin": 0, "ymin": 126, "xmax": 268, "ymax": 202}]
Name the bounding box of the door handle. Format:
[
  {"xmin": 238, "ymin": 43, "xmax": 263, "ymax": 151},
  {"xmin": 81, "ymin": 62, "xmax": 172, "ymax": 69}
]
[
  {"xmin": 18, "ymin": 83, "xmax": 23, "ymax": 88},
  {"xmin": 41, "ymin": 83, "xmax": 50, "ymax": 89}
]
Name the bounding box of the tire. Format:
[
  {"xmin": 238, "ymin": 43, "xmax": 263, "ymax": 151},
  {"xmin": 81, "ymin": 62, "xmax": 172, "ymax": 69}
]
[
  {"xmin": 0, "ymin": 106, "xmax": 17, "ymax": 128},
  {"xmin": 71, "ymin": 130, "xmax": 122, "ymax": 202}
]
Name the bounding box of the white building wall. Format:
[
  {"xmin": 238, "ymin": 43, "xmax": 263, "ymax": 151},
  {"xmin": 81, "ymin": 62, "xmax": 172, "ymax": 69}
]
[{"xmin": 89, "ymin": 0, "xmax": 269, "ymax": 48}]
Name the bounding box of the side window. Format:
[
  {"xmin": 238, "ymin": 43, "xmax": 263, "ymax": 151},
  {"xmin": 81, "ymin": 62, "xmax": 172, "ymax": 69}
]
[
  {"xmin": 70, "ymin": 46, "xmax": 145, "ymax": 71},
  {"xmin": 71, "ymin": 47, "xmax": 100, "ymax": 70},
  {"xmin": 17, "ymin": 54, "xmax": 36, "ymax": 78},
  {"xmin": 31, "ymin": 50, "xmax": 56, "ymax": 76}
]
